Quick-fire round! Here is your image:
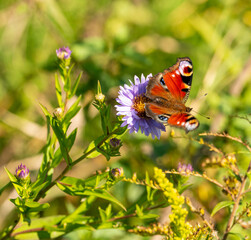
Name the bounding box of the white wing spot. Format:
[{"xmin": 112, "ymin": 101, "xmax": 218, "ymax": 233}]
[
  {"xmin": 172, "ymin": 74, "xmax": 175, "ymax": 78},
  {"xmin": 177, "ymin": 121, "xmax": 180, "ymax": 125},
  {"xmin": 181, "ymin": 122, "xmax": 185, "ymax": 126},
  {"xmin": 185, "ymin": 122, "xmax": 197, "ymax": 131},
  {"xmin": 176, "ymin": 70, "xmax": 180, "ymax": 75}
]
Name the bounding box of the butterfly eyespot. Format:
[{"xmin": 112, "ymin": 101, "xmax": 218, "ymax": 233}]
[
  {"xmin": 160, "ymin": 77, "xmax": 165, "ymax": 86},
  {"xmin": 158, "ymin": 115, "xmax": 169, "ymax": 122},
  {"xmin": 179, "ymin": 61, "xmax": 193, "ymax": 77}
]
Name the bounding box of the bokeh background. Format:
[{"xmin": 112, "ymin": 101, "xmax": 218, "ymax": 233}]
[{"xmin": 0, "ymin": 0, "xmax": 250, "ymax": 239}]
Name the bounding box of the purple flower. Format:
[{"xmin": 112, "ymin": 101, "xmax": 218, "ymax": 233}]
[
  {"xmin": 15, "ymin": 164, "xmax": 29, "ymax": 179},
  {"xmin": 56, "ymin": 47, "xmax": 72, "ymax": 59},
  {"xmin": 177, "ymin": 162, "xmax": 193, "ymax": 173},
  {"xmin": 115, "ymin": 74, "xmax": 165, "ymax": 139}
]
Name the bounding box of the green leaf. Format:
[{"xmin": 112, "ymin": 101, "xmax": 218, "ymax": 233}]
[
  {"xmin": 100, "ymin": 105, "xmax": 111, "ymax": 135},
  {"xmin": 39, "ymin": 103, "xmax": 51, "ymax": 117},
  {"xmin": 97, "ymin": 80, "xmax": 102, "ymax": 95},
  {"xmin": 136, "ymin": 204, "xmax": 144, "ymax": 217},
  {"xmin": 51, "ymin": 128, "xmax": 77, "ymax": 168},
  {"xmin": 84, "ymin": 135, "xmax": 105, "ymax": 159},
  {"xmin": 99, "ymin": 207, "xmax": 107, "ymax": 222},
  {"xmin": 55, "ymin": 74, "xmax": 63, "ymax": 107},
  {"xmin": 96, "ymin": 146, "xmax": 110, "ymax": 161},
  {"xmin": 10, "ymin": 197, "xmax": 26, "ymax": 212},
  {"xmin": 25, "ymin": 200, "xmax": 50, "ymax": 212},
  {"xmin": 5, "ymin": 168, "xmax": 23, "ymax": 196},
  {"xmin": 50, "ymin": 117, "xmax": 72, "ymax": 165},
  {"xmin": 62, "ymin": 96, "xmax": 81, "ymax": 126},
  {"xmin": 58, "ymin": 174, "xmax": 109, "ymax": 189},
  {"xmin": 67, "ymin": 128, "xmax": 77, "ymax": 148},
  {"xmin": 69, "ymin": 72, "xmax": 82, "ymax": 98},
  {"xmin": 211, "ymin": 201, "xmax": 234, "ymax": 216},
  {"xmin": 57, "ymin": 176, "xmax": 126, "ymax": 211}
]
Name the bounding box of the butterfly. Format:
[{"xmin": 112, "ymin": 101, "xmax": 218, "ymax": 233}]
[{"xmin": 145, "ymin": 57, "xmax": 199, "ymax": 133}]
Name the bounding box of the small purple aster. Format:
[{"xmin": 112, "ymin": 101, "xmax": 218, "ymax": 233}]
[
  {"xmin": 56, "ymin": 47, "xmax": 72, "ymax": 60},
  {"xmin": 177, "ymin": 162, "xmax": 193, "ymax": 173},
  {"xmin": 15, "ymin": 163, "xmax": 30, "ymax": 179},
  {"xmin": 115, "ymin": 74, "xmax": 165, "ymax": 139}
]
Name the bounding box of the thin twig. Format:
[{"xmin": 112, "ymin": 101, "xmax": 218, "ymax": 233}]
[{"xmin": 199, "ymin": 132, "xmax": 251, "ymax": 152}]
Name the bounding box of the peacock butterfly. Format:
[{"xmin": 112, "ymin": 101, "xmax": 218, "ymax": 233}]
[{"xmin": 145, "ymin": 57, "xmax": 199, "ymax": 132}]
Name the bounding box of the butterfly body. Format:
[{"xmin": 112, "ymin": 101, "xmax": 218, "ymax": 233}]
[{"xmin": 145, "ymin": 57, "xmax": 199, "ymax": 133}]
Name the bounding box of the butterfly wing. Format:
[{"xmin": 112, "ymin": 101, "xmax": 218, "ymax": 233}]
[
  {"xmin": 145, "ymin": 102, "xmax": 199, "ymax": 132},
  {"xmin": 167, "ymin": 113, "xmax": 199, "ymax": 133},
  {"xmin": 146, "ymin": 57, "xmax": 193, "ymax": 103}
]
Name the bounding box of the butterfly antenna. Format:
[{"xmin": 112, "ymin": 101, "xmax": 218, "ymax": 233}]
[{"xmin": 192, "ymin": 109, "xmax": 210, "ymax": 119}]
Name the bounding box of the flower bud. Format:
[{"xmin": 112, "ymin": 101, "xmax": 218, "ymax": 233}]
[
  {"xmin": 53, "ymin": 107, "xmax": 63, "ymax": 119},
  {"xmin": 109, "ymin": 138, "xmax": 121, "ymax": 149},
  {"xmin": 56, "ymin": 47, "xmax": 72, "ymax": 60},
  {"xmin": 110, "ymin": 168, "xmax": 124, "ymax": 178},
  {"xmin": 95, "ymin": 93, "xmax": 105, "ymax": 103},
  {"xmin": 15, "ymin": 164, "xmax": 30, "ymax": 179}
]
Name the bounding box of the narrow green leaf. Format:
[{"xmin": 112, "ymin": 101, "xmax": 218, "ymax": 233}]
[
  {"xmin": 62, "ymin": 96, "xmax": 82, "ymax": 125},
  {"xmin": 58, "ymin": 174, "xmax": 109, "ymax": 189},
  {"xmin": 50, "ymin": 117, "xmax": 72, "ymax": 165},
  {"xmin": 136, "ymin": 204, "xmax": 144, "ymax": 217},
  {"xmin": 39, "ymin": 103, "xmax": 51, "ymax": 117},
  {"xmin": 211, "ymin": 201, "xmax": 234, "ymax": 216},
  {"xmin": 25, "ymin": 201, "xmax": 50, "ymax": 212},
  {"xmin": 5, "ymin": 168, "xmax": 23, "ymax": 196},
  {"xmin": 57, "ymin": 176, "xmax": 126, "ymax": 210},
  {"xmin": 96, "ymin": 146, "xmax": 110, "ymax": 161},
  {"xmin": 97, "ymin": 80, "xmax": 102, "ymax": 95},
  {"xmin": 84, "ymin": 135, "xmax": 105, "ymax": 159},
  {"xmin": 55, "ymin": 74, "xmax": 62, "ymax": 107},
  {"xmin": 99, "ymin": 207, "xmax": 107, "ymax": 222}
]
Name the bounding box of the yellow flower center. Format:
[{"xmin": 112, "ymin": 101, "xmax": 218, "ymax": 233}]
[{"xmin": 132, "ymin": 95, "xmax": 148, "ymax": 118}]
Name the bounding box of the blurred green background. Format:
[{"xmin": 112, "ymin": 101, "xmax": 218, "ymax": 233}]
[{"xmin": 0, "ymin": 0, "xmax": 250, "ymax": 239}]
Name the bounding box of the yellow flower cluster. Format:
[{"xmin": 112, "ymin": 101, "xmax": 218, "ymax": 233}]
[
  {"xmin": 154, "ymin": 168, "xmax": 192, "ymax": 239},
  {"xmin": 128, "ymin": 222, "xmax": 171, "ymax": 236}
]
